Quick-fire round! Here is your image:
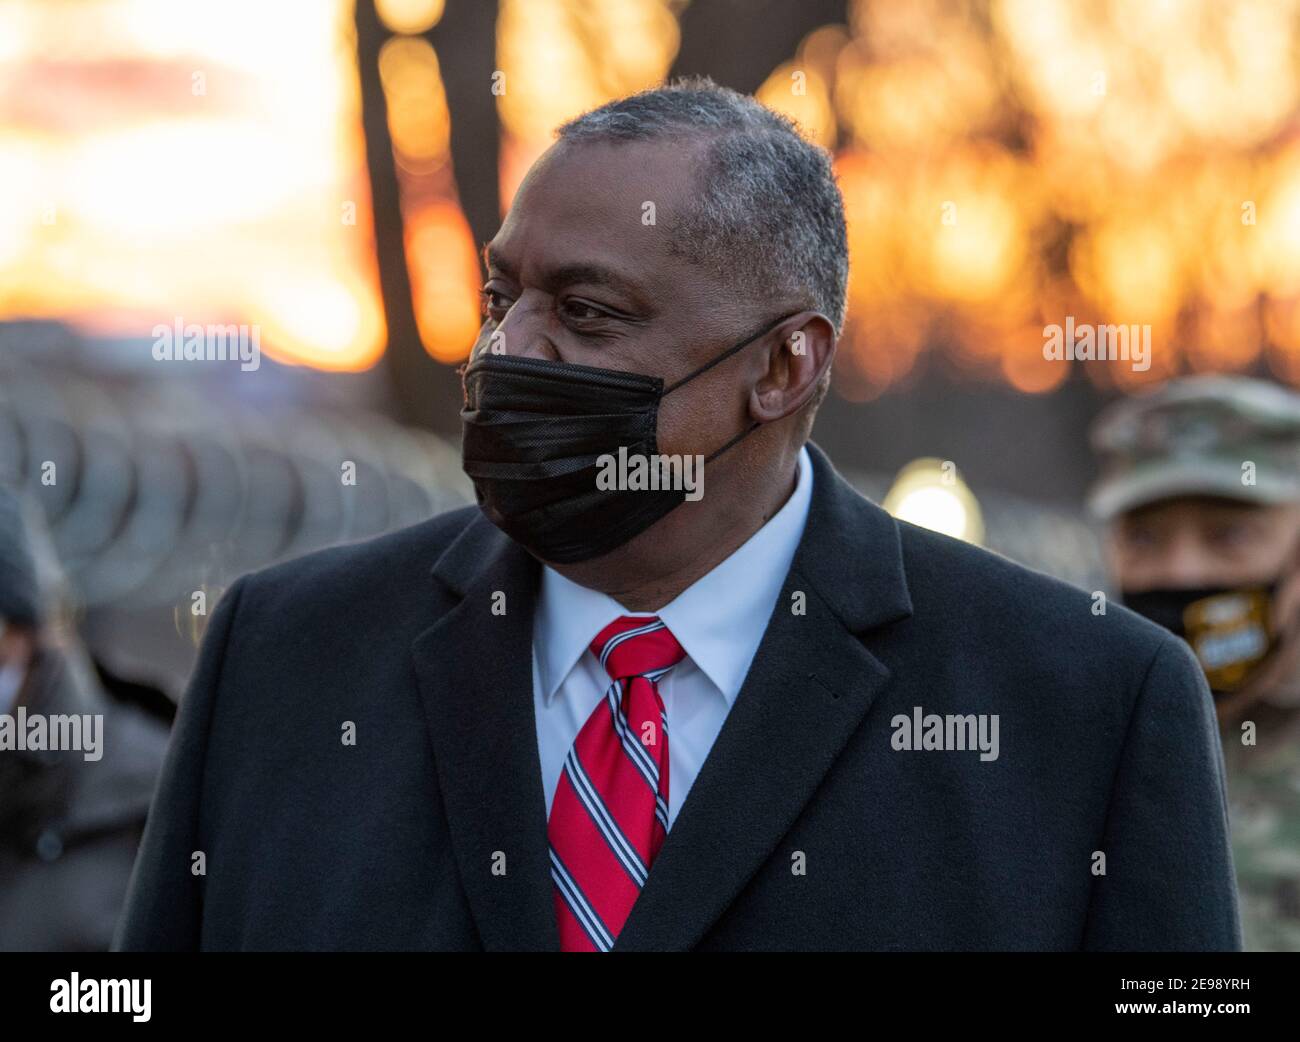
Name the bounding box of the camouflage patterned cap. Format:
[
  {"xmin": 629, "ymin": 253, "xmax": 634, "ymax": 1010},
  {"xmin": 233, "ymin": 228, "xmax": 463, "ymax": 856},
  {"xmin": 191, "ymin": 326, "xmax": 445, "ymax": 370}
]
[{"xmin": 1088, "ymin": 375, "xmax": 1300, "ymax": 521}]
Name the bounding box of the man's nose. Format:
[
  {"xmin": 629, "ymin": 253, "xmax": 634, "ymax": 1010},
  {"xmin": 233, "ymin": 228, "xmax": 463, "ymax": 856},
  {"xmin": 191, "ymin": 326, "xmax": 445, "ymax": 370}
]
[
  {"xmin": 1158, "ymin": 532, "xmax": 1221, "ymax": 587},
  {"xmin": 494, "ymin": 294, "xmax": 559, "ymax": 362}
]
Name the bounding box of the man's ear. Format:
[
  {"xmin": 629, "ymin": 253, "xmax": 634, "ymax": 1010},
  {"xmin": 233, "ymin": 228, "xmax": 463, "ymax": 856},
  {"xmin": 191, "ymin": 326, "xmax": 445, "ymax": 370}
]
[{"xmin": 748, "ymin": 312, "xmax": 836, "ymax": 424}]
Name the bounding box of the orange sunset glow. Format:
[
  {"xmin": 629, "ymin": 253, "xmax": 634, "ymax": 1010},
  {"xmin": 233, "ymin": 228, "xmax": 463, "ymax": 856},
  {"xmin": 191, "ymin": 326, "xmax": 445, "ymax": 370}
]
[
  {"xmin": 0, "ymin": 0, "xmax": 387, "ymax": 370},
  {"xmin": 3, "ymin": 0, "xmax": 1300, "ymax": 393}
]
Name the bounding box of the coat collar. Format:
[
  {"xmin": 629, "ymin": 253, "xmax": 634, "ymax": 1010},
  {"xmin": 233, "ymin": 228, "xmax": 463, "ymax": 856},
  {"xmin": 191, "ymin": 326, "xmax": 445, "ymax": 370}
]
[
  {"xmin": 412, "ymin": 440, "xmax": 912, "ymax": 950},
  {"xmin": 792, "ymin": 441, "xmax": 912, "ymax": 632}
]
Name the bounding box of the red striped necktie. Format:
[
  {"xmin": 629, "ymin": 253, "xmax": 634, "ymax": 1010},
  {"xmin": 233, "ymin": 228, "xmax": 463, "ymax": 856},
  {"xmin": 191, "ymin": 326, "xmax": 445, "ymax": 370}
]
[{"xmin": 548, "ymin": 615, "xmax": 686, "ymax": 951}]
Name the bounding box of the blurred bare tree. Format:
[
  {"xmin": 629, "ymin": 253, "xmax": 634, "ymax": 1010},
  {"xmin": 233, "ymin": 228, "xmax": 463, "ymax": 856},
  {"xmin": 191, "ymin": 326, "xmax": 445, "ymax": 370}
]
[{"xmin": 356, "ymin": 0, "xmax": 500, "ymax": 434}]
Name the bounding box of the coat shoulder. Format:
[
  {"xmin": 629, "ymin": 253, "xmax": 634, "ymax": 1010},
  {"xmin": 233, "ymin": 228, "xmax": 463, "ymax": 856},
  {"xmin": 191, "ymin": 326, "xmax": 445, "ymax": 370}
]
[
  {"xmin": 892, "ymin": 517, "xmax": 1171, "ymax": 676},
  {"xmin": 225, "ymin": 504, "xmax": 482, "ymax": 623}
]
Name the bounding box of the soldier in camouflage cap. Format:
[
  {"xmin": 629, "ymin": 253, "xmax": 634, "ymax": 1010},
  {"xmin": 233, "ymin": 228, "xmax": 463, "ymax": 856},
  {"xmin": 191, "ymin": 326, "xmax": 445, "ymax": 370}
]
[
  {"xmin": 1090, "ymin": 375, "xmax": 1300, "ymax": 520},
  {"xmin": 1089, "ymin": 375, "xmax": 1300, "ymax": 951}
]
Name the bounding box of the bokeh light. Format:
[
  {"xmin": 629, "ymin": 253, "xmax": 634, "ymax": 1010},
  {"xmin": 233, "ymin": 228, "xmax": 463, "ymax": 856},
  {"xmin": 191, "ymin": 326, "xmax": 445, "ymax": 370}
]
[
  {"xmin": 0, "ymin": 0, "xmax": 385, "ymax": 371},
  {"xmin": 5, "ymin": 0, "xmax": 1300, "ymax": 389}
]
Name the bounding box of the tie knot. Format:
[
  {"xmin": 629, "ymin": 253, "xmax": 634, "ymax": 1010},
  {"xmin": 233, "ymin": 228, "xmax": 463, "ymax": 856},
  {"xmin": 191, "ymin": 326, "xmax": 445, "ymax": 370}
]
[{"xmin": 589, "ymin": 615, "xmax": 685, "ymax": 683}]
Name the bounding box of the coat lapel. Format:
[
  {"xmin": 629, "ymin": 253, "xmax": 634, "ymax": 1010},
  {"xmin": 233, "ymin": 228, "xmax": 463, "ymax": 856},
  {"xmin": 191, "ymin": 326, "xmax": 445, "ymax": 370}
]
[
  {"xmin": 614, "ymin": 442, "xmax": 913, "ymax": 950},
  {"xmin": 410, "ymin": 513, "xmax": 559, "ymax": 951}
]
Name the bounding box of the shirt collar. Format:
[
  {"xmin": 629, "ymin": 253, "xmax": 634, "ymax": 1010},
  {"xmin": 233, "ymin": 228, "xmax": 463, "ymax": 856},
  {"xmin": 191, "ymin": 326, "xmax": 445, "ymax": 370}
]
[{"xmin": 534, "ymin": 445, "xmax": 814, "ymax": 705}]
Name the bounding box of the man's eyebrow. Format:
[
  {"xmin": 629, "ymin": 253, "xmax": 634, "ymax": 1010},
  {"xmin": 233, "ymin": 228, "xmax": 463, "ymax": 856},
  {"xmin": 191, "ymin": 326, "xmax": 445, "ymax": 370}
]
[
  {"xmin": 546, "ymin": 263, "xmax": 643, "ymax": 296},
  {"xmin": 483, "ymin": 244, "xmax": 513, "ymax": 279},
  {"xmin": 482, "ymin": 246, "xmax": 644, "ymax": 299}
]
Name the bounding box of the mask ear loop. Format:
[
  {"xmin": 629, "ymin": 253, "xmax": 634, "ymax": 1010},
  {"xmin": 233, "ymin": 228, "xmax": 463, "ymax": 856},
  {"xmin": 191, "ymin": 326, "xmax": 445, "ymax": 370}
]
[
  {"xmin": 704, "ymin": 420, "xmax": 761, "ymax": 463},
  {"xmin": 662, "ymin": 312, "xmax": 797, "ymax": 395},
  {"xmin": 665, "ymin": 311, "xmax": 800, "ymax": 462}
]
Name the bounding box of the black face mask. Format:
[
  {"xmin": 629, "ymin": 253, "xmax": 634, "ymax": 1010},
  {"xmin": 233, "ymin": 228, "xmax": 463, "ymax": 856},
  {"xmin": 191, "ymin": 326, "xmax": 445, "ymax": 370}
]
[
  {"xmin": 1121, "ymin": 583, "xmax": 1279, "ymax": 695},
  {"xmin": 460, "ymin": 313, "xmax": 793, "ymax": 563}
]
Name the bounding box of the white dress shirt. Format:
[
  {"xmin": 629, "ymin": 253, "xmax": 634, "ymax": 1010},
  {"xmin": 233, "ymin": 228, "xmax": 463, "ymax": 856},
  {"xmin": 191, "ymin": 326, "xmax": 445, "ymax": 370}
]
[{"xmin": 532, "ymin": 444, "xmax": 814, "ymax": 829}]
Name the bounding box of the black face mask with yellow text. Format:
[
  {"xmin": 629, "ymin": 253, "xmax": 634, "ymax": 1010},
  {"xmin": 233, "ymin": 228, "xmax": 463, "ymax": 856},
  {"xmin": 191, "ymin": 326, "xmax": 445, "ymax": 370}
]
[{"xmin": 1121, "ymin": 584, "xmax": 1279, "ymax": 695}]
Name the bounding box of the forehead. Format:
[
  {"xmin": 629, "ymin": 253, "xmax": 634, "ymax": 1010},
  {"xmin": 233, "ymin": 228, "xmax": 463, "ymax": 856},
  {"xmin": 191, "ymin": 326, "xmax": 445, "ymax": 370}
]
[{"xmin": 489, "ymin": 138, "xmax": 702, "ymax": 287}]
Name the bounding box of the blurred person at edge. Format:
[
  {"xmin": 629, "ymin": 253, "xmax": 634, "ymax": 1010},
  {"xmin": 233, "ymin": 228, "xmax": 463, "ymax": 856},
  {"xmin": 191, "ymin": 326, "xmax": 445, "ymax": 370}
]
[
  {"xmin": 1090, "ymin": 376, "xmax": 1300, "ymax": 951},
  {"xmin": 0, "ymin": 486, "xmax": 168, "ymax": 950}
]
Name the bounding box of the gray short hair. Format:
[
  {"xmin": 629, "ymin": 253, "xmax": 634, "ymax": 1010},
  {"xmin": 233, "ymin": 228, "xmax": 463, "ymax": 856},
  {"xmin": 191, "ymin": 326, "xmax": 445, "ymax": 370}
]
[{"xmin": 557, "ymin": 77, "xmax": 849, "ymax": 334}]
